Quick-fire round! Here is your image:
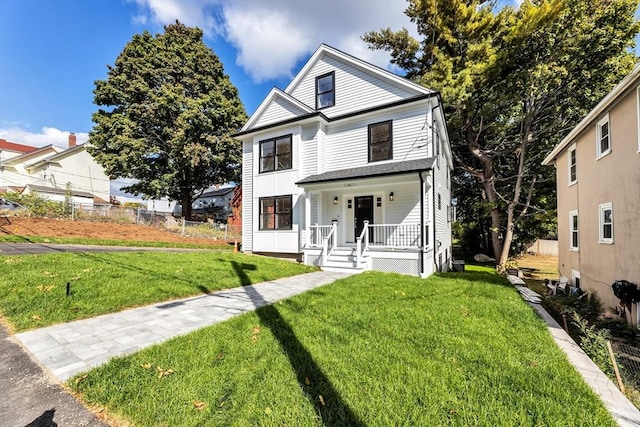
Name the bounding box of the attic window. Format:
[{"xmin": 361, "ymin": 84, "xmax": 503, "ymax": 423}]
[{"xmin": 316, "ymin": 72, "xmax": 335, "ymax": 109}]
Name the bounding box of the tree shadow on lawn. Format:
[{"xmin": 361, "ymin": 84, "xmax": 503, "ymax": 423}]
[{"xmin": 231, "ymin": 261, "xmax": 364, "ymax": 427}]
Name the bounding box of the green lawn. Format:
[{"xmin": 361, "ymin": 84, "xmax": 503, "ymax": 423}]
[
  {"xmin": 0, "ymin": 252, "xmax": 316, "ymax": 332},
  {"xmin": 69, "ymin": 267, "xmax": 615, "ymax": 426},
  {"xmin": 0, "ymin": 234, "xmax": 230, "ymax": 249}
]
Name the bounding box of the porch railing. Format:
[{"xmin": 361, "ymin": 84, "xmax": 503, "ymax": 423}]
[
  {"xmin": 308, "ymin": 224, "xmax": 334, "ymax": 248},
  {"xmin": 366, "ymin": 224, "xmax": 423, "ymax": 248},
  {"xmin": 320, "ymin": 222, "xmax": 338, "ymax": 265},
  {"xmin": 356, "ymin": 220, "xmax": 369, "ymax": 266},
  {"xmin": 306, "ymin": 223, "xmax": 428, "ymax": 250}
]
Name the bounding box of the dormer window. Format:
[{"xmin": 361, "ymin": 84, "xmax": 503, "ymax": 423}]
[{"xmin": 316, "ymin": 72, "xmax": 335, "ymax": 109}]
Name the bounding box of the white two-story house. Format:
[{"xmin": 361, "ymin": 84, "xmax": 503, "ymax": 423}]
[
  {"xmin": 238, "ymin": 44, "xmax": 453, "ymax": 276},
  {"xmin": 0, "ymin": 134, "xmax": 110, "ymax": 203}
]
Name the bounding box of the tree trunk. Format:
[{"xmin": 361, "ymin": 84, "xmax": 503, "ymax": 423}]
[
  {"xmin": 482, "ymin": 178, "xmax": 503, "ymax": 262},
  {"xmin": 181, "ymin": 187, "xmax": 192, "ymax": 220}
]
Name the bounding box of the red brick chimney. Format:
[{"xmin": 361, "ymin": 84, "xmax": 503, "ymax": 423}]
[{"xmin": 68, "ymin": 133, "xmax": 77, "ymax": 148}]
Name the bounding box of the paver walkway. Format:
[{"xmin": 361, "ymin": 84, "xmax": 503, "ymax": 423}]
[{"xmin": 16, "ymin": 270, "xmax": 352, "ymax": 381}]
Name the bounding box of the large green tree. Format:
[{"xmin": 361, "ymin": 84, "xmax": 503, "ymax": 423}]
[
  {"xmin": 365, "ymin": 0, "xmax": 638, "ymax": 266},
  {"xmin": 89, "ymin": 22, "xmax": 247, "ymax": 219}
]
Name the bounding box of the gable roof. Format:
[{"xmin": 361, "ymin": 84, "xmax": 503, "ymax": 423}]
[
  {"xmin": 0, "ymin": 145, "xmax": 62, "ymax": 166},
  {"xmin": 286, "ymin": 44, "xmax": 433, "ymax": 97},
  {"xmin": 240, "ymin": 44, "xmax": 436, "ymax": 136},
  {"xmin": 241, "ymin": 87, "xmax": 315, "ymax": 131},
  {"xmin": 22, "ymin": 184, "xmax": 95, "ymax": 199},
  {"xmin": 0, "ymin": 139, "xmax": 38, "ymax": 154},
  {"xmin": 200, "ymin": 186, "xmax": 236, "ymax": 198},
  {"xmin": 296, "ymin": 157, "xmax": 435, "ymax": 185},
  {"xmin": 235, "ymin": 93, "xmax": 436, "ymax": 138},
  {"xmin": 542, "ymin": 65, "xmax": 640, "ymax": 165},
  {"xmin": 24, "ymin": 144, "xmax": 88, "ymax": 171}
]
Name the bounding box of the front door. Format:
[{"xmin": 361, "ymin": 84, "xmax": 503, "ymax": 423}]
[{"xmin": 354, "ymin": 196, "xmax": 374, "ymax": 242}]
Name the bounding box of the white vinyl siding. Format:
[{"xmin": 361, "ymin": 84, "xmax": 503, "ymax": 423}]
[
  {"xmin": 242, "ymin": 142, "xmax": 253, "ymax": 251},
  {"xmin": 320, "ymin": 103, "xmax": 431, "ymax": 172},
  {"xmin": 253, "ymin": 97, "xmax": 309, "ymax": 129},
  {"xmin": 289, "ymin": 54, "xmax": 417, "ymax": 117},
  {"xmin": 301, "ymin": 124, "xmax": 318, "ymax": 178}
]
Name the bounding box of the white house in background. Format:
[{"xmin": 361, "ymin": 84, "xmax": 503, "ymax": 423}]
[
  {"xmin": 237, "ymin": 44, "xmax": 453, "ymax": 276},
  {"xmin": 0, "ymin": 139, "xmax": 38, "ymax": 162},
  {"xmin": 0, "ymin": 134, "xmax": 110, "ymax": 203}
]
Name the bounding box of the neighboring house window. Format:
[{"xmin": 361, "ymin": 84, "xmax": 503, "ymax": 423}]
[
  {"xmin": 598, "ymin": 202, "xmax": 613, "ymax": 243},
  {"xmin": 316, "ymin": 72, "xmax": 335, "ymax": 109},
  {"xmin": 368, "ymin": 120, "xmax": 392, "ymax": 162},
  {"xmin": 568, "ymin": 144, "xmax": 577, "ymax": 185},
  {"xmin": 572, "ymin": 270, "xmax": 581, "ymax": 290},
  {"xmin": 596, "ymin": 114, "xmax": 611, "ymax": 158},
  {"xmin": 260, "ymin": 135, "xmax": 292, "ymax": 173},
  {"xmin": 569, "ymin": 210, "xmax": 578, "ymax": 250},
  {"xmin": 259, "ymin": 195, "xmax": 292, "ymax": 230}
]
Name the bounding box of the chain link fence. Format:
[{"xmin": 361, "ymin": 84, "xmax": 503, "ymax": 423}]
[{"xmin": 611, "ymin": 342, "xmax": 640, "ymax": 392}]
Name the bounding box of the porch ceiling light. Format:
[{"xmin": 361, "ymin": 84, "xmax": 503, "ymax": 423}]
[
  {"xmin": 389, "ymin": 192, "xmax": 394, "ymax": 201},
  {"xmin": 333, "ymin": 196, "xmax": 338, "ymax": 205}
]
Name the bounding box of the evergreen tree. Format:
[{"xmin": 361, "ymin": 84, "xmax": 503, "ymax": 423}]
[{"xmin": 89, "ymin": 22, "xmax": 247, "ymax": 219}]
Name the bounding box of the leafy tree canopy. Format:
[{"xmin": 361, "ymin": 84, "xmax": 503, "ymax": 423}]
[
  {"xmin": 365, "ymin": 0, "xmax": 639, "ymax": 265},
  {"xmin": 88, "ymin": 21, "xmax": 247, "ymax": 218}
]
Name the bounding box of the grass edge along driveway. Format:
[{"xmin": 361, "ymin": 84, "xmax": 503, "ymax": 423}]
[
  {"xmin": 0, "ymin": 251, "xmax": 317, "ymax": 332},
  {"xmin": 70, "ymin": 267, "xmax": 615, "ymax": 426}
]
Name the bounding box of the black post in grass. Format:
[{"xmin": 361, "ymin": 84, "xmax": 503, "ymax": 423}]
[{"xmin": 66, "ymin": 282, "xmax": 71, "ymax": 297}]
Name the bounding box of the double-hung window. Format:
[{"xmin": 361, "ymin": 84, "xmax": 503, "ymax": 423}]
[
  {"xmin": 260, "ymin": 135, "xmax": 291, "ymax": 173},
  {"xmin": 596, "ymin": 114, "xmax": 611, "ymax": 158},
  {"xmin": 368, "ymin": 120, "xmax": 392, "ymax": 162},
  {"xmin": 316, "ymin": 72, "xmax": 335, "ymax": 109},
  {"xmin": 598, "ymin": 202, "xmax": 613, "ymax": 244},
  {"xmin": 259, "ymin": 195, "xmax": 292, "ymax": 230},
  {"xmin": 569, "ymin": 210, "xmax": 579, "ymax": 250},
  {"xmin": 568, "ymin": 144, "xmax": 577, "ymax": 185}
]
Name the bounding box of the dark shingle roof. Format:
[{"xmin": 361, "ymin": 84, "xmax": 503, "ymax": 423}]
[
  {"xmin": 296, "ymin": 158, "xmax": 435, "ymax": 185},
  {"xmin": 24, "ymin": 184, "xmax": 95, "ymax": 199}
]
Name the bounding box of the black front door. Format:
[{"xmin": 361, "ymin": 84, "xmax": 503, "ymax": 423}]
[{"xmin": 354, "ymin": 196, "xmax": 374, "ymax": 242}]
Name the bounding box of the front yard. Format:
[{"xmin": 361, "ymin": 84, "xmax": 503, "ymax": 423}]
[
  {"xmin": 0, "ymin": 251, "xmax": 316, "ymax": 332},
  {"xmin": 67, "ymin": 267, "xmax": 614, "ymax": 426}
]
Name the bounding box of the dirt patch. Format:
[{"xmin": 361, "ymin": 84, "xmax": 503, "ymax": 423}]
[{"xmin": 0, "ymin": 217, "xmax": 225, "ymax": 246}]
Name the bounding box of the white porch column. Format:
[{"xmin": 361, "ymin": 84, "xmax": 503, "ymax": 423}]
[{"xmin": 304, "ymin": 192, "xmax": 311, "ymax": 248}]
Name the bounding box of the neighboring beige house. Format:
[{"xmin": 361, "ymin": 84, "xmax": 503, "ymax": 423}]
[
  {"xmin": 0, "ymin": 134, "xmax": 110, "ymax": 203},
  {"xmin": 542, "ymin": 66, "xmax": 640, "ymax": 326}
]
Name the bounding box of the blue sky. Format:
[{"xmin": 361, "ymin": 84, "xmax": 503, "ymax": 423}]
[
  {"xmin": 0, "ymin": 0, "xmax": 419, "ymax": 147},
  {"xmin": 0, "ymin": 0, "xmax": 636, "ymax": 149}
]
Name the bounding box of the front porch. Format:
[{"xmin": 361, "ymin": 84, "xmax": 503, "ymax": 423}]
[{"xmin": 303, "ymin": 222, "xmax": 433, "ymax": 276}]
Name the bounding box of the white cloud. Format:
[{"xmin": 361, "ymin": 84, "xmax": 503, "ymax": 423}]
[
  {"xmin": 132, "ymin": 0, "xmax": 415, "ymax": 82},
  {"xmin": 0, "ymin": 127, "xmax": 88, "ymax": 148}
]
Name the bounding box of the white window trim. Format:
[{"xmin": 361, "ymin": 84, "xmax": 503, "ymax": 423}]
[
  {"xmin": 598, "ymin": 202, "xmax": 614, "ymax": 244},
  {"xmin": 596, "ymin": 113, "xmax": 611, "ymax": 159},
  {"xmin": 571, "ymin": 270, "xmax": 581, "ymax": 288},
  {"xmin": 568, "ymin": 143, "xmax": 577, "ymax": 186},
  {"xmin": 569, "ymin": 210, "xmax": 579, "ymax": 251}
]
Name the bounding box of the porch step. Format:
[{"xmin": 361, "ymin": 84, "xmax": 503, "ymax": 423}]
[{"xmin": 322, "ymin": 247, "xmax": 368, "ymax": 271}]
